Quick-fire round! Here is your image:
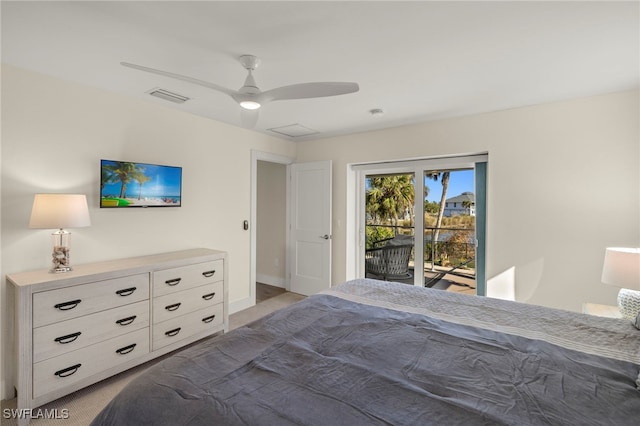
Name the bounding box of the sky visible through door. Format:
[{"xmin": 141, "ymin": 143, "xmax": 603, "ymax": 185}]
[{"xmin": 424, "ymin": 169, "xmax": 474, "ymax": 202}]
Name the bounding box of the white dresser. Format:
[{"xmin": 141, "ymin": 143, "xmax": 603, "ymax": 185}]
[{"xmin": 8, "ymin": 248, "xmax": 228, "ymax": 425}]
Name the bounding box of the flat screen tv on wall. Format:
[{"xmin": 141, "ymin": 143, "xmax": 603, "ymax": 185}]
[{"xmin": 100, "ymin": 160, "xmax": 182, "ymax": 208}]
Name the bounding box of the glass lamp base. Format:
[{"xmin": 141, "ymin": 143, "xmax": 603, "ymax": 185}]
[
  {"xmin": 617, "ymin": 288, "xmax": 640, "ymax": 320},
  {"xmin": 50, "ymin": 231, "xmax": 72, "ymax": 273},
  {"xmin": 51, "ymin": 244, "xmax": 72, "ymax": 272}
]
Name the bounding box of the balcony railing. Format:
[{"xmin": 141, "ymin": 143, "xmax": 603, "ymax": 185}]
[{"xmin": 366, "ymin": 224, "xmax": 475, "ymax": 274}]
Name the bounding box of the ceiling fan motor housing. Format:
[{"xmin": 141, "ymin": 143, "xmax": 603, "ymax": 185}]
[{"xmin": 239, "ymin": 55, "xmax": 261, "ymax": 71}]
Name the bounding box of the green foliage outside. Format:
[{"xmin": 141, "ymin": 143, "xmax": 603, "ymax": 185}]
[
  {"xmin": 425, "ymin": 230, "xmax": 475, "ymax": 269},
  {"xmin": 424, "ymin": 214, "xmax": 474, "ymax": 228},
  {"xmin": 424, "ymin": 200, "xmax": 440, "ymax": 214},
  {"xmin": 366, "ymin": 174, "xmax": 415, "ymax": 228},
  {"xmin": 365, "ymin": 226, "xmax": 395, "ymax": 249}
]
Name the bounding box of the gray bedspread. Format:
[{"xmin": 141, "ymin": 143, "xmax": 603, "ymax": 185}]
[{"xmin": 91, "ymin": 279, "xmax": 640, "ymax": 425}]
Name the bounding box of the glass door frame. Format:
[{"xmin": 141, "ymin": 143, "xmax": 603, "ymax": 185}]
[{"xmin": 353, "ymin": 154, "xmax": 488, "ymax": 291}]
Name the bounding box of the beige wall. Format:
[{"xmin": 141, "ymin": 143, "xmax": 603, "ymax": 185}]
[
  {"xmin": 0, "ymin": 65, "xmax": 296, "ymax": 399},
  {"xmin": 256, "ymin": 161, "xmax": 287, "ymax": 286},
  {"xmin": 297, "ymin": 90, "xmax": 640, "ymax": 312}
]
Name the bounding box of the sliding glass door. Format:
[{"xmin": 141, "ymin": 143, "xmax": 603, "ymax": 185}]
[
  {"xmin": 422, "ymin": 168, "xmax": 477, "ymax": 294},
  {"xmin": 356, "ymin": 154, "xmax": 487, "ymax": 295}
]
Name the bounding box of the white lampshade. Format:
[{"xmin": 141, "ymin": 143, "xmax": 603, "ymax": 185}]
[
  {"xmin": 601, "ymin": 247, "xmax": 640, "ymax": 290},
  {"xmin": 29, "ymin": 194, "xmax": 91, "ymax": 229}
]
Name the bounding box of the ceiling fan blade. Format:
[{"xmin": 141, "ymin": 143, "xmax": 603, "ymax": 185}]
[
  {"xmin": 261, "ymin": 82, "xmax": 359, "ymax": 102},
  {"xmin": 240, "ymin": 108, "xmax": 259, "ymax": 128},
  {"xmin": 121, "ymin": 62, "xmax": 236, "ymax": 97}
]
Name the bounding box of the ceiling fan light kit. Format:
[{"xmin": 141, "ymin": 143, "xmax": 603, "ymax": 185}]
[
  {"xmin": 239, "ymin": 100, "xmax": 261, "ymax": 110},
  {"xmin": 121, "ymin": 55, "xmax": 359, "ymax": 128}
]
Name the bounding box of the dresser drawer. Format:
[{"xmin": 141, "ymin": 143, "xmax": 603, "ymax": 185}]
[
  {"xmin": 153, "ymin": 260, "xmax": 222, "ymax": 297},
  {"xmin": 33, "ymin": 274, "xmax": 150, "ymax": 327},
  {"xmin": 33, "ymin": 327, "xmax": 149, "ymax": 398},
  {"xmin": 153, "ymin": 282, "xmax": 223, "ymax": 324},
  {"xmin": 33, "ymin": 300, "xmax": 149, "ymax": 363},
  {"xmin": 152, "ymin": 304, "xmax": 224, "ymax": 351}
]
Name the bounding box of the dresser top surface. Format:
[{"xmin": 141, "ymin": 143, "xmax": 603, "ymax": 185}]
[{"xmin": 7, "ymin": 248, "xmax": 226, "ymax": 288}]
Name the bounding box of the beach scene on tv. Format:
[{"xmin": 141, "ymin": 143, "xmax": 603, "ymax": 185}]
[{"xmin": 101, "ymin": 160, "xmax": 182, "ymax": 207}]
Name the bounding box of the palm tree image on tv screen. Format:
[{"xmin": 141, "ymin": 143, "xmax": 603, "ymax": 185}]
[{"xmin": 100, "ymin": 160, "xmax": 182, "ymax": 207}]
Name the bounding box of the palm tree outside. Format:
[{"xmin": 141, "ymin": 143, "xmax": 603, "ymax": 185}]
[
  {"xmin": 366, "ymin": 174, "xmax": 415, "ymax": 244},
  {"xmin": 432, "ymin": 171, "xmax": 450, "ymax": 245}
]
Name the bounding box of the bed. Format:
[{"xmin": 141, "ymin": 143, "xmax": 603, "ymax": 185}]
[{"xmin": 91, "ymin": 279, "xmax": 640, "ymax": 425}]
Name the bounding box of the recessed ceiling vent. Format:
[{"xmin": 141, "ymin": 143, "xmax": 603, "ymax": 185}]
[
  {"xmin": 147, "ymin": 88, "xmax": 190, "ymax": 104},
  {"xmin": 268, "ymin": 124, "xmax": 319, "ymax": 138}
]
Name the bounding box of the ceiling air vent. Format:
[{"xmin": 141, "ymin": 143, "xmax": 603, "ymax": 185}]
[
  {"xmin": 147, "ymin": 88, "xmax": 190, "ymax": 104},
  {"xmin": 268, "ymin": 124, "xmax": 319, "ymax": 138}
]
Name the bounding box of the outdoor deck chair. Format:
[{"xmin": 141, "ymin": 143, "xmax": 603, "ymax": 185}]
[{"xmin": 365, "ymin": 236, "xmax": 414, "ymax": 280}]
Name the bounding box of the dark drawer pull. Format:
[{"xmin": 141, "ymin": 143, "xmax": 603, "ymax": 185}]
[
  {"xmin": 116, "ymin": 343, "xmax": 137, "ymax": 355},
  {"xmin": 165, "ymin": 278, "xmax": 182, "ymax": 286},
  {"xmin": 115, "ymin": 287, "xmax": 137, "ymax": 297},
  {"xmin": 202, "ymin": 292, "xmax": 216, "ymax": 301},
  {"xmin": 202, "ymin": 315, "xmax": 216, "ymax": 323},
  {"xmin": 55, "ymin": 364, "xmax": 81, "ymax": 378},
  {"xmin": 54, "ymin": 332, "xmax": 81, "ymax": 344},
  {"xmin": 165, "ymin": 327, "xmax": 181, "ymax": 337},
  {"xmin": 54, "ymin": 300, "xmax": 81, "ymax": 311},
  {"xmin": 165, "ymin": 303, "xmax": 181, "ymax": 312},
  {"xmin": 202, "ymin": 270, "xmax": 216, "ymax": 278},
  {"xmin": 116, "ymin": 315, "xmax": 137, "ymax": 326}
]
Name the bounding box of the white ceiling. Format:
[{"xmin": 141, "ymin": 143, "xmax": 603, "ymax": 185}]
[{"xmin": 2, "ymin": 1, "xmax": 638, "ymax": 141}]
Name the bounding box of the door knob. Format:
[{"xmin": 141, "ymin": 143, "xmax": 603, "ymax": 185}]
[{"xmin": 319, "ymin": 234, "xmax": 330, "ymax": 240}]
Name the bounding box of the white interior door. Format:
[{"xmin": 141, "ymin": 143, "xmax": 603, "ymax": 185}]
[{"xmin": 290, "ymin": 160, "xmax": 332, "ymax": 295}]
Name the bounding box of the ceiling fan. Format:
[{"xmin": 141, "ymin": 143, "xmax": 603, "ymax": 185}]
[{"xmin": 121, "ymin": 55, "xmax": 359, "ymax": 128}]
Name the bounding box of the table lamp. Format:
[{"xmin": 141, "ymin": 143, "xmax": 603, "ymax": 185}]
[
  {"xmin": 29, "ymin": 194, "xmax": 91, "ymax": 273},
  {"xmin": 601, "ymin": 247, "xmax": 640, "ymax": 321}
]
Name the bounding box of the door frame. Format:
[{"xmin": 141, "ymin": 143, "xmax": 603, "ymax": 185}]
[
  {"xmin": 244, "ymin": 150, "xmax": 295, "ymax": 313},
  {"xmin": 350, "ymin": 153, "xmax": 488, "ymax": 290}
]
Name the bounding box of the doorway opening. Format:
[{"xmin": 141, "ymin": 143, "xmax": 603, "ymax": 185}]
[
  {"xmin": 256, "ymin": 160, "xmax": 287, "ymax": 299},
  {"xmin": 246, "ymin": 150, "xmax": 294, "ymax": 314},
  {"xmin": 249, "ymin": 153, "xmax": 332, "ymax": 313}
]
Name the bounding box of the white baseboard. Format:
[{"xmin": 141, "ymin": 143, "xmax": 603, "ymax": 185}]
[
  {"xmin": 256, "ymin": 274, "xmax": 285, "ymax": 288},
  {"xmin": 229, "ymin": 276, "xmax": 287, "ymax": 315},
  {"xmin": 229, "ymin": 296, "xmax": 255, "ymax": 315}
]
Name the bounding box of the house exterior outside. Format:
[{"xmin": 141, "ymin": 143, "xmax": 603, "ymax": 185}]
[{"xmin": 444, "ymin": 192, "xmax": 475, "ymax": 216}]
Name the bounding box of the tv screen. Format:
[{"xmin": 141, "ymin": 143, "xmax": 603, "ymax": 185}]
[{"xmin": 100, "ymin": 160, "xmax": 182, "ymax": 208}]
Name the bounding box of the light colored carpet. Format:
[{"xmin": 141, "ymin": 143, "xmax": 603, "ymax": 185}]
[
  {"xmin": 229, "ymin": 291, "xmax": 304, "ymax": 330},
  {"xmin": 1, "ymin": 291, "xmax": 305, "ymax": 426}
]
